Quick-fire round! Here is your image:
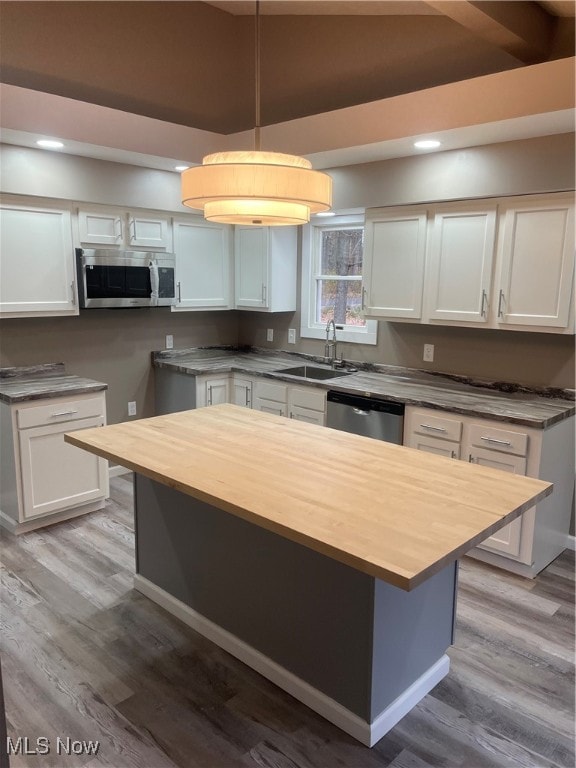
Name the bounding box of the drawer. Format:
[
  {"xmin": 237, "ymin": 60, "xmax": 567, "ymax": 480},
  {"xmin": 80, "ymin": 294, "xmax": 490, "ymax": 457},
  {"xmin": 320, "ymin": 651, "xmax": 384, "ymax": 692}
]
[
  {"xmin": 468, "ymin": 423, "xmax": 528, "ymax": 456},
  {"xmin": 288, "ymin": 387, "xmax": 326, "ymax": 412},
  {"xmin": 411, "ymin": 411, "xmax": 462, "ymax": 442},
  {"xmin": 254, "ymin": 380, "xmax": 287, "ymax": 403},
  {"xmin": 17, "ymin": 396, "xmax": 105, "ymax": 429}
]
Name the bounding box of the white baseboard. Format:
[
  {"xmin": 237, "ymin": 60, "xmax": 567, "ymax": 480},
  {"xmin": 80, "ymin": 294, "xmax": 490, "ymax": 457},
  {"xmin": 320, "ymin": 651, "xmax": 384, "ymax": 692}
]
[
  {"xmin": 0, "ymin": 499, "xmax": 105, "ymax": 535},
  {"xmin": 565, "ymin": 534, "xmax": 576, "ymax": 552},
  {"xmin": 134, "ymin": 573, "xmax": 449, "ymax": 747},
  {"xmin": 108, "ymin": 464, "xmax": 132, "ymax": 479}
]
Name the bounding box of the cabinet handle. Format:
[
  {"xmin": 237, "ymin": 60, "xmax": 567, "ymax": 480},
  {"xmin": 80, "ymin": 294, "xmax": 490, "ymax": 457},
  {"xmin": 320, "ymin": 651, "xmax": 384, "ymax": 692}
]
[
  {"xmin": 70, "ymin": 281, "xmax": 76, "ymax": 305},
  {"xmin": 420, "ymin": 423, "xmax": 446, "ymax": 432},
  {"xmin": 177, "ymin": 281, "xmax": 182, "ymax": 303},
  {"xmin": 481, "ymin": 289, "xmax": 487, "ymax": 317},
  {"xmin": 362, "ymin": 287, "xmax": 367, "ymax": 311},
  {"xmin": 480, "ymin": 436, "xmax": 512, "ymax": 446},
  {"xmin": 208, "ymin": 385, "xmax": 212, "ymax": 406},
  {"xmin": 262, "ymin": 283, "xmax": 267, "ymax": 304},
  {"xmin": 451, "ymin": 450, "xmax": 457, "ymax": 459},
  {"xmin": 245, "ymin": 390, "xmax": 250, "ymax": 407},
  {"xmin": 497, "ymin": 289, "xmax": 505, "ymax": 318},
  {"xmin": 289, "ymin": 412, "xmax": 293, "ymax": 418},
  {"xmin": 129, "ymin": 219, "xmax": 136, "ymax": 242},
  {"xmin": 468, "ymin": 454, "xmax": 475, "ymax": 463},
  {"xmin": 115, "ymin": 218, "xmax": 123, "ymax": 241},
  {"xmin": 50, "ymin": 410, "xmax": 79, "ymax": 417}
]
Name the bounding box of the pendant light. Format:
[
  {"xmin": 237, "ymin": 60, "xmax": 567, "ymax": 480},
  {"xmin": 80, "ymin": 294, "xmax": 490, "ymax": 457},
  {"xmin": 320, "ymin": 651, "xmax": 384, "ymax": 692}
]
[{"xmin": 181, "ymin": 1, "xmax": 332, "ymax": 226}]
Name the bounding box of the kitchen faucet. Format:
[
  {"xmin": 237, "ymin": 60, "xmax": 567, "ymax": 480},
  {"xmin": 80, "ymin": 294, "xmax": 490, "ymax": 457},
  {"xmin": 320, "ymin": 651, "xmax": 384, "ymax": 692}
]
[{"xmin": 325, "ymin": 319, "xmax": 343, "ymax": 367}]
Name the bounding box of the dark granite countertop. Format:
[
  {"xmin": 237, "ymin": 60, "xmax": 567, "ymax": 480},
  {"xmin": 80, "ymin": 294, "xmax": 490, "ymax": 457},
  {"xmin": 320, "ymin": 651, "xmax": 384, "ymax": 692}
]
[
  {"xmin": 0, "ymin": 364, "xmax": 108, "ymax": 404},
  {"xmin": 153, "ymin": 347, "xmax": 575, "ymax": 429}
]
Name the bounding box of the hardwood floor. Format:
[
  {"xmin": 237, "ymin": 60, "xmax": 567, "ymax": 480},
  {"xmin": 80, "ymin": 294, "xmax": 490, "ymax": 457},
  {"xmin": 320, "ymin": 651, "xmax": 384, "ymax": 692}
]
[{"xmin": 1, "ymin": 475, "xmax": 574, "ymax": 768}]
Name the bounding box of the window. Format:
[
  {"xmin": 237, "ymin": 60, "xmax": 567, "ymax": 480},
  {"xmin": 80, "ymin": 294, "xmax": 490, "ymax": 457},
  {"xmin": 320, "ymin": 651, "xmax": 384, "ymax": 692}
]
[{"xmin": 301, "ymin": 215, "xmax": 377, "ymax": 345}]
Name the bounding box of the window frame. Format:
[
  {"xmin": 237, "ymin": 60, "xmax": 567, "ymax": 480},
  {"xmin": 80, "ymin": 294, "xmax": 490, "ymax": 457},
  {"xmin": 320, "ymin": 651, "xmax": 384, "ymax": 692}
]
[{"xmin": 300, "ymin": 214, "xmax": 377, "ymax": 345}]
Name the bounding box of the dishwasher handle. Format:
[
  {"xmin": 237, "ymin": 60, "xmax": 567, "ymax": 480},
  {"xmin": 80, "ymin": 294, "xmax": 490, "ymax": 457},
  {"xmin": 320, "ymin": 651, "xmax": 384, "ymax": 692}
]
[
  {"xmin": 353, "ymin": 407, "xmax": 370, "ymax": 416},
  {"xmin": 326, "ymin": 390, "xmax": 405, "ymax": 416}
]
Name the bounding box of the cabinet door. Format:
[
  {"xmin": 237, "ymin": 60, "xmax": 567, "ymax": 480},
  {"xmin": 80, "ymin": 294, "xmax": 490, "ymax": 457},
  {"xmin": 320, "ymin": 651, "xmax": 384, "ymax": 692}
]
[
  {"xmin": 253, "ymin": 398, "xmax": 287, "ymax": 417},
  {"xmin": 289, "ymin": 406, "xmax": 325, "ymax": 425},
  {"xmin": 232, "ymin": 377, "xmax": 252, "ymax": 408},
  {"xmin": 196, "ymin": 376, "xmax": 230, "ymax": 407},
  {"xmin": 173, "ymin": 220, "xmax": 232, "ymax": 309},
  {"xmin": 363, "ymin": 209, "xmax": 427, "ymax": 319},
  {"xmin": 78, "ymin": 209, "xmax": 123, "ymax": 246},
  {"xmin": 128, "ymin": 215, "xmax": 170, "ymax": 249},
  {"xmin": 467, "ymin": 447, "xmax": 527, "ymax": 557},
  {"xmin": 406, "ymin": 434, "xmax": 460, "ymax": 459},
  {"xmin": 496, "ymin": 196, "xmax": 575, "ymax": 328},
  {"xmin": 235, "ymin": 227, "xmax": 268, "ymax": 309},
  {"xmin": 0, "ymin": 203, "xmax": 77, "ymax": 316},
  {"xmin": 426, "ymin": 205, "xmax": 496, "ymax": 323},
  {"xmin": 18, "ymin": 417, "xmax": 107, "ymax": 520}
]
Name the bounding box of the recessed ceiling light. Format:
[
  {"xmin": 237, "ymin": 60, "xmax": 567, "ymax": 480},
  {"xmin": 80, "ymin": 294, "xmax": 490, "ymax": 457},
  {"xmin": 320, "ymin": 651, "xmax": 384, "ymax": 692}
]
[
  {"xmin": 414, "ymin": 140, "xmax": 441, "ymax": 149},
  {"xmin": 175, "ymin": 165, "xmax": 190, "ymax": 172},
  {"xmin": 36, "ymin": 139, "xmax": 64, "ymax": 149},
  {"xmin": 315, "ymin": 211, "xmax": 336, "ymax": 217}
]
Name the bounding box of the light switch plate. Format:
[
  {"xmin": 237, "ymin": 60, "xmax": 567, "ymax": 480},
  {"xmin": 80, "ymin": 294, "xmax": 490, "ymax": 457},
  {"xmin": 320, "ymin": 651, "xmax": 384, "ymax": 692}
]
[
  {"xmin": 423, "ymin": 344, "xmax": 434, "ymax": 362},
  {"xmin": 128, "ymin": 401, "xmax": 137, "ymax": 417},
  {"xmin": 288, "ymin": 329, "xmax": 296, "ymax": 344},
  {"xmin": 166, "ymin": 334, "xmax": 174, "ymax": 349},
  {"xmin": 266, "ymin": 329, "xmax": 274, "ymax": 342}
]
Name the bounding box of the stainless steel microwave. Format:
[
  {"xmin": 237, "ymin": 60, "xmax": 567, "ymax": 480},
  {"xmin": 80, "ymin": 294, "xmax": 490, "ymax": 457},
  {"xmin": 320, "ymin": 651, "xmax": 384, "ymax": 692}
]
[{"xmin": 76, "ymin": 249, "xmax": 176, "ymax": 308}]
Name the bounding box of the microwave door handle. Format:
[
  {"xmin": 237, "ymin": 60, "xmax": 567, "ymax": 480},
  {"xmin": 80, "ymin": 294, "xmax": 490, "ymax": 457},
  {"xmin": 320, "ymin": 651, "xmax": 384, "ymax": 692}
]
[{"xmin": 149, "ymin": 261, "xmax": 159, "ymax": 306}]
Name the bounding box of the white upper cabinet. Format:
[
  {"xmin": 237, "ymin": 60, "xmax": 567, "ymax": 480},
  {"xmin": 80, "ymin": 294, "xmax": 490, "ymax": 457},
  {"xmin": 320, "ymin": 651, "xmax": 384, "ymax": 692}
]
[
  {"xmin": 127, "ymin": 214, "xmax": 170, "ymax": 249},
  {"xmin": 363, "ymin": 208, "xmax": 428, "ymax": 319},
  {"xmin": 495, "ymin": 194, "xmax": 575, "ymax": 329},
  {"xmin": 0, "ymin": 199, "xmax": 78, "ymax": 318},
  {"xmin": 425, "ymin": 202, "xmax": 497, "ymax": 324},
  {"xmin": 172, "ymin": 218, "xmax": 233, "ymax": 310},
  {"xmin": 235, "ymin": 226, "xmax": 297, "ymax": 312},
  {"xmin": 77, "ymin": 206, "xmax": 171, "ymax": 250},
  {"xmin": 363, "ymin": 193, "xmax": 575, "ymax": 334}
]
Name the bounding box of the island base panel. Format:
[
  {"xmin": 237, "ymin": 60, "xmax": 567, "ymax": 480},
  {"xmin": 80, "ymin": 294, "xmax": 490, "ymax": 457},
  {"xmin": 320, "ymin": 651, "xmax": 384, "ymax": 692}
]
[{"xmin": 134, "ymin": 475, "xmax": 456, "ymax": 745}]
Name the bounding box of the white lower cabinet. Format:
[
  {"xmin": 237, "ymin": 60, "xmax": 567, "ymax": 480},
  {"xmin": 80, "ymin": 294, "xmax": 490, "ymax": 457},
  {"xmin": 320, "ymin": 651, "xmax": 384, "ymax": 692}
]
[
  {"xmin": 231, "ymin": 375, "xmax": 253, "ymax": 408},
  {"xmin": 252, "ymin": 380, "xmax": 288, "ymax": 417},
  {"xmin": 253, "ymin": 380, "xmax": 326, "ymax": 424},
  {"xmin": 403, "ymin": 406, "xmax": 575, "ymax": 576},
  {"xmin": 288, "ymin": 387, "xmax": 326, "ymax": 426},
  {"xmin": 195, "ymin": 375, "xmax": 230, "ymax": 408},
  {"xmin": 0, "ymin": 393, "xmax": 109, "ymax": 533}
]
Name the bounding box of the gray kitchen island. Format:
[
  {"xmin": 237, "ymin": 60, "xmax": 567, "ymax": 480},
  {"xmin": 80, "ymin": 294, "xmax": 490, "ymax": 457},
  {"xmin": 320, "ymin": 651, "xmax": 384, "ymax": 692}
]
[{"xmin": 65, "ymin": 404, "xmax": 551, "ymax": 746}]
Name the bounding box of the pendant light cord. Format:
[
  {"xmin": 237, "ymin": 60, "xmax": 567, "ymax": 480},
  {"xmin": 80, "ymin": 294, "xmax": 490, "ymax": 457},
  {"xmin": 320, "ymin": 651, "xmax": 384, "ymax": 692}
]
[{"xmin": 254, "ymin": 0, "xmax": 261, "ymax": 151}]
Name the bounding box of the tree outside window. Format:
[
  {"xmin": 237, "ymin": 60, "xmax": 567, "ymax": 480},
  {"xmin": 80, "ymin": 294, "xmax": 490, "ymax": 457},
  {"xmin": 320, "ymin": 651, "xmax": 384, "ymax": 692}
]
[{"xmin": 315, "ymin": 227, "xmax": 365, "ymax": 327}]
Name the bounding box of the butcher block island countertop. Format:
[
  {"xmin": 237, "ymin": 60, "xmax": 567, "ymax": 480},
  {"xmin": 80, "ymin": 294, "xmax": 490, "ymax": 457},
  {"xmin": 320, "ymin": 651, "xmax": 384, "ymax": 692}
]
[{"xmin": 65, "ymin": 403, "xmax": 551, "ymax": 591}]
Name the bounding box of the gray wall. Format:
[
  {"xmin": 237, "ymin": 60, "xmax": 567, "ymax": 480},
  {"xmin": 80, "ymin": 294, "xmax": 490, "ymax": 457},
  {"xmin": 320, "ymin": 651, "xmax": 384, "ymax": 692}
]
[
  {"xmin": 242, "ymin": 312, "xmax": 575, "ymax": 390},
  {"xmin": 1, "ymin": 135, "xmax": 574, "ymax": 431},
  {"xmin": 243, "ymin": 133, "xmax": 576, "ymax": 391},
  {"xmin": 0, "ymin": 310, "xmax": 238, "ymax": 425}
]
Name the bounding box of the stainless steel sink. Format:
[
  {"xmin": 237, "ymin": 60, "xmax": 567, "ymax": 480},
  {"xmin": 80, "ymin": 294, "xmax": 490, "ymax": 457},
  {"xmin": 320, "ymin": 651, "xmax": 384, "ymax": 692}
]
[{"xmin": 275, "ymin": 365, "xmax": 352, "ymax": 380}]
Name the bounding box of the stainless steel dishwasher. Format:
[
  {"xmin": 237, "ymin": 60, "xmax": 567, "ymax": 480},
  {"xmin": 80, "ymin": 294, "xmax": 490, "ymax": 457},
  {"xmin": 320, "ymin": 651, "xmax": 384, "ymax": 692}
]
[{"xmin": 326, "ymin": 391, "xmax": 405, "ymax": 444}]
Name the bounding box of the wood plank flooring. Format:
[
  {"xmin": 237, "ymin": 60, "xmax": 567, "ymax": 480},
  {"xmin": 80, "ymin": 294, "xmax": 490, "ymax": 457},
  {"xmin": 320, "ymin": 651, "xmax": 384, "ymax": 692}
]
[{"xmin": 1, "ymin": 474, "xmax": 574, "ymax": 768}]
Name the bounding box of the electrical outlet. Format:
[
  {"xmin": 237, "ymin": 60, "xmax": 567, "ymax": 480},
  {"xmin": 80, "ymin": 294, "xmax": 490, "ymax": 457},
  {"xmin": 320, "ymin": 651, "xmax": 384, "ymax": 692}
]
[
  {"xmin": 423, "ymin": 344, "xmax": 434, "ymax": 362},
  {"xmin": 128, "ymin": 401, "xmax": 137, "ymax": 417},
  {"xmin": 166, "ymin": 334, "xmax": 174, "ymax": 349},
  {"xmin": 288, "ymin": 328, "xmax": 296, "ymax": 344},
  {"xmin": 266, "ymin": 328, "xmax": 274, "ymax": 342}
]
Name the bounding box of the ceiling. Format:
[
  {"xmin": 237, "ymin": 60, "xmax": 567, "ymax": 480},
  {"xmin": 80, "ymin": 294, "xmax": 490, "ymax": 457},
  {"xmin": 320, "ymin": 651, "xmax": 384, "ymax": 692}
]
[{"xmin": 0, "ymin": 1, "xmax": 574, "ymax": 173}]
